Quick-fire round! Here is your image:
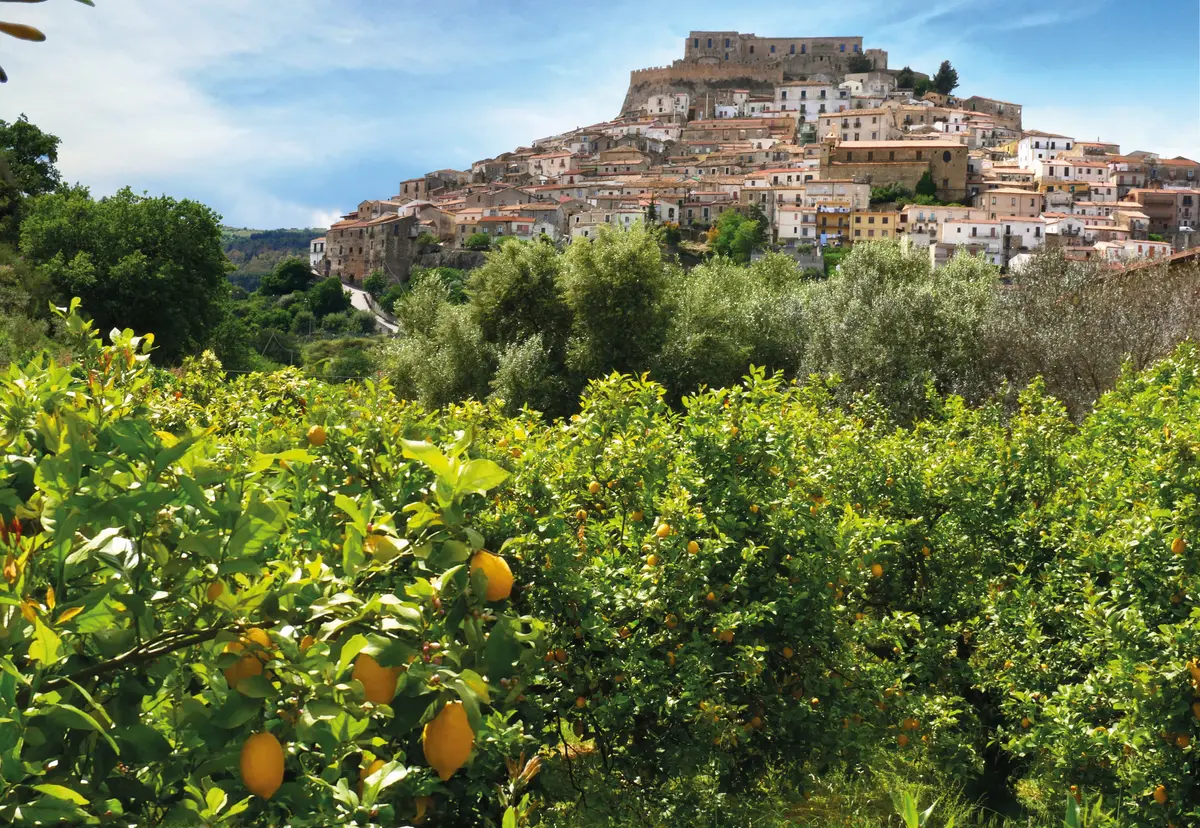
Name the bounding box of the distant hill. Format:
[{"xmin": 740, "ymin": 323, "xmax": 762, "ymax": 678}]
[{"xmin": 222, "ymin": 227, "xmax": 325, "ymax": 292}]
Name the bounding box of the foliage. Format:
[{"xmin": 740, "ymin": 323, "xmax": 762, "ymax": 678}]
[
  {"xmin": 20, "ymin": 185, "xmax": 232, "ymax": 364},
  {"xmin": 560, "ymin": 225, "xmax": 669, "ymax": 380},
  {"xmin": 846, "ymin": 54, "xmax": 875, "ymax": 74},
  {"xmin": 413, "ymin": 266, "xmax": 469, "ymax": 305},
  {"xmin": 0, "ymin": 303, "xmax": 543, "ymax": 825},
  {"xmin": 307, "ymin": 278, "xmax": 352, "ymax": 319},
  {"xmin": 803, "ymin": 243, "xmax": 999, "ymax": 421},
  {"xmin": 465, "ymin": 233, "xmax": 492, "ymax": 252},
  {"xmin": 259, "ymin": 257, "xmax": 314, "ymax": 296},
  {"xmin": 932, "ymin": 60, "xmax": 960, "ymax": 96},
  {"xmin": 222, "ymin": 228, "xmax": 324, "ymax": 289},
  {"xmin": 915, "ymin": 171, "xmax": 938, "ymax": 198},
  {"xmin": 871, "ymin": 183, "xmax": 914, "ymax": 205},
  {"xmin": 363, "ymin": 270, "xmax": 388, "ymax": 299},
  {"xmin": 0, "ymin": 115, "xmax": 62, "ymax": 243},
  {"xmin": 709, "ymin": 207, "xmax": 767, "ymax": 264},
  {"xmin": 1148, "ymin": 232, "xmax": 1164, "ymax": 242},
  {"xmin": 895, "ymin": 66, "xmax": 917, "ymax": 89}
]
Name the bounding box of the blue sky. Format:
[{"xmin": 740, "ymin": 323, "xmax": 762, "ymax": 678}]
[{"xmin": 3, "ymin": 0, "xmax": 1197, "ymax": 228}]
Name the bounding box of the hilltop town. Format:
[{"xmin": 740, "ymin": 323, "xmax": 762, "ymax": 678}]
[{"xmin": 311, "ymin": 30, "xmax": 1198, "ymax": 283}]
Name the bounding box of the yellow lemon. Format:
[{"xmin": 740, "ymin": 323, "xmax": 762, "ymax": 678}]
[
  {"xmin": 470, "ymin": 550, "xmax": 514, "ymax": 601},
  {"xmin": 422, "ymin": 702, "xmax": 474, "ymax": 781}
]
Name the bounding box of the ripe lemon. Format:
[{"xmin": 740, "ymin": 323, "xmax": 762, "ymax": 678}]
[
  {"xmin": 588, "ymin": 481, "xmax": 601, "ymax": 494},
  {"xmin": 422, "ymin": 701, "xmax": 474, "ymax": 781},
  {"xmin": 1172, "ymin": 537, "xmax": 1186, "ymax": 555},
  {"xmin": 1021, "ymin": 717, "xmax": 1031, "ymax": 729},
  {"xmin": 223, "ymin": 628, "xmax": 273, "ymax": 689},
  {"xmin": 306, "ymin": 425, "xmax": 327, "ymax": 447},
  {"xmin": 631, "ymin": 510, "xmax": 644, "ymax": 522},
  {"xmin": 706, "ymin": 591, "xmax": 716, "ymax": 602},
  {"xmin": 299, "ymin": 634, "xmax": 315, "ymax": 652},
  {"xmin": 667, "ymin": 651, "xmax": 676, "ymax": 666},
  {"xmin": 575, "ymin": 509, "xmax": 588, "ymax": 521},
  {"xmin": 1176, "ymin": 734, "xmax": 1191, "ymax": 748},
  {"xmin": 665, "ymin": 614, "xmax": 678, "ymax": 629},
  {"xmin": 729, "ymin": 426, "xmax": 739, "ymax": 437},
  {"xmin": 871, "ymin": 563, "xmax": 884, "ymax": 578},
  {"xmin": 470, "ymin": 550, "xmax": 514, "ymax": 601},
  {"xmin": 750, "ymin": 716, "xmax": 763, "ymax": 730},
  {"xmin": 240, "ymin": 731, "xmax": 284, "ymax": 799},
  {"xmin": 749, "ymin": 504, "xmax": 759, "ymax": 514},
  {"xmin": 206, "ymin": 581, "xmax": 224, "ymax": 601},
  {"xmin": 781, "ymin": 646, "xmax": 794, "ymax": 659},
  {"xmin": 655, "ymin": 523, "xmax": 671, "ymax": 539},
  {"xmin": 646, "ymin": 554, "xmax": 660, "ymax": 567},
  {"xmin": 575, "ymin": 696, "xmax": 587, "ymax": 709},
  {"xmin": 413, "ymin": 796, "xmax": 433, "ymax": 825},
  {"xmin": 687, "ymin": 541, "xmax": 699, "ymax": 555},
  {"xmin": 353, "ymin": 653, "xmax": 400, "ymax": 705},
  {"xmin": 897, "ymin": 734, "xmax": 909, "ymax": 747},
  {"xmin": 718, "ymin": 629, "xmax": 734, "ymax": 644},
  {"xmin": 1153, "ymin": 785, "xmax": 1168, "ymax": 805}
]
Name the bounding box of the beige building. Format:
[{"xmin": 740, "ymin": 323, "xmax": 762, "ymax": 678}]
[
  {"xmin": 975, "ymin": 187, "xmax": 1043, "ymax": 220},
  {"xmin": 819, "ymin": 138, "xmax": 969, "ymax": 203}
]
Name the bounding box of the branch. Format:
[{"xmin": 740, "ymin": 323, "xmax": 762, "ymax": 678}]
[{"xmin": 37, "ymin": 625, "xmax": 231, "ymax": 695}]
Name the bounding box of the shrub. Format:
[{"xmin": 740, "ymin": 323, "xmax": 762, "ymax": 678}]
[{"xmin": 465, "ymin": 232, "xmax": 492, "ymax": 251}]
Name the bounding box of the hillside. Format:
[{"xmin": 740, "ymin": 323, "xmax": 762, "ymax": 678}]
[{"xmin": 222, "ymin": 226, "xmax": 324, "ymax": 291}]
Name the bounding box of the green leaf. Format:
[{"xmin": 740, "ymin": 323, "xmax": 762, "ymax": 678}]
[
  {"xmin": 44, "ymin": 703, "xmax": 119, "ymax": 753},
  {"xmin": 450, "ymin": 678, "xmax": 483, "ymax": 732},
  {"xmin": 455, "ymin": 458, "xmax": 509, "ymax": 496},
  {"xmin": 233, "ymin": 673, "xmax": 276, "ymax": 699},
  {"xmin": 503, "ymin": 806, "xmax": 518, "ymax": 828},
  {"xmin": 334, "ymin": 494, "xmax": 365, "ymax": 529},
  {"xmin": 400, "ymin": 439, "xmax": 453, "ymax": 482},
  {"xmin": 32, "ymin": 784, "xmax": 88, "ymax": 806},
  {"xmin": 338, "ymin": 633, "xmax": 369, "ymax": 675},
  {"xmin": 28, "ymin": 619, "xmax": 60, "ymax": 666},
  {"xmin": 204, "ymin": 785, "xmax": 227, "ymax": 815}
]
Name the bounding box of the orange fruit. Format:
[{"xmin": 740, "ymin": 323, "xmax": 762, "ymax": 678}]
[
  {"xmin": 470, "ymin": 550, "xmax": 514, "ymax": 601},
  {"xmin": 897, "ymin": 734, "xmax": 909, "ymax": 747},
  {"xmin": 706, "ymin": 591, "xmax": 717, "ymax": 602},
  {"xmin": 718, "ymin": 629, "xmax": 734, "ymax": 644},
  {"xmin": 222, "ymin": 628, "xmax": 273, "ymax": 689},
  {"xmin": 413, "ymin": 795, "xmax": 432, "ymax": 824},
  {"xmin": 782, "ymin": 646, "xmax": 794, "ymax": 660},
  {"xmin": 240, "ymin": 731, "xmax": 284, "ymax": 799},
  {"xmin": 576, "ymin": 509, "xmax": 587, "ymax": 521},
  {"xmin": 554, "ymin": 648, "xmax": 568, "ymax": 663},
  {"xmin": 870, "ymin": 563, "xmax": 883, "ymax": 578},
  {"xmin": 729, "ymin": 426, "xmax": 739, "ymax": 437},
  {"xmin": 646, "ymin": 554, "xmax": 660, "ymax": 567},
  {"xmin": 588, "ymin": 481, "xmax": 601, "ymax": 494},
  {"xmin": 422, "ymin": 701, "xmax": 474, "ymax": 781},
  {"xmin": 1153, "ymin": 785, "xmax": 1168, "ymax": 805},
  {"xmin": 631, "ymin": 510, "xmax": 644, "ymax": 522},
  {"xmin": 655, "ymin": 523, "xmax": 671, "ymax": 539},
  {"xmin": 687, "ymin": 541, "xmax": 700, "ymax": 555},
  {"xmin": 665, "ymin": 614, "xmax": 678, "ymax": 629},
  {"xmin": 306, "ymin": 425, "xmax": 327, "ymax": 447},
  {"xmin": 575, "ymin": 696, "xmax": 587, "ymax": 709},
  {"xmin": 1021, "ymin": 717, "xmax": 1031, "ymax": 729},
  {"xmin": 749, "ymin": 504, "xmax": 759, "ymax": 514},
  {"xmin": 1176, "ymin": 734, "xmax": 1191, "ymax": 748},
  {"xmin": 206, "ymin": 581, "xmax": 224, "ymax": 601},
  {"xmin": 357, "ymin": 757, "xmax": 384, "ymax": 795},
  {"xmin": 353, "ymin": 653, "xmax": 400, "ymax": 705},
  {"xmin": 299, "ymin": 634, "xmax": 315, "ymax": 652},
  {"xmin": 750, "ymin": 716, "xmax": 763, "ymax": 730},
  {"xmin": 1172, "ymin": 537, "xmax": 1186, "ymax": 555},
  {"xmin": 667, "ymin": 651, "xmax": 676, "ymax": 667}
]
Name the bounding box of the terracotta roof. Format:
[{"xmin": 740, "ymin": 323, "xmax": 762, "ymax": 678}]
[{"xmin": 479, "ymin": 216, "xmax": 536, "ymax": 223}]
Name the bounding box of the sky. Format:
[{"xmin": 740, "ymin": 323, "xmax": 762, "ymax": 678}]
[{"xmin": 2, "ymin": 0, "xmax": 1197, "ymax": 229}]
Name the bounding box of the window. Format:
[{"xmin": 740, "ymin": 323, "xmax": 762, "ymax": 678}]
[
  {"xmin": 782, "ymin": 91, "xmax": 788, "ymax": 100},
  {"xmin": 707, "ymin": 38, "xmax": 712, "ymax": 47},
  {"xmin": 842, "ymin": 133, "xmax": 848, "ymax": 141},
  {"xmin": 871, "ymin": 132, "xmax": 877, "ymax": 139},
  {"xmin": 839, "ymin": 43, "xmax": 845, "ymax": 52},
  {"xmin": 770, "ymin": 45, "xmax": 776, "ymax": 53},
  {"xmin": 725, "ymin": 53, "xmax": 729, "ymax": 60},
  {"xmin": 749, "ymin": 45, "xmax": 754, "ymax": 54},
  {"xmin": 915, "ymin": 150, "xmax": 923, "ymax": 160},
  {"xmin": 1029, "ymin": 199, "xmax": 1035, "ymax": 207},
  {"xmin": 846, "ymin": 152, "xmax": 853, "ymax": 162},
  {"xmin": 725, "ymin": 38, "xmax": 731, "ymax": 47},
  {"xmin": 800, "ymin": 90, "xmax": 806, "ymax": 99},
  {"xmin": 801, "ymin": 44, "xmax": 806, "ymax": 54},
  {"xmin": 889, "ymin": 151, "xmax": 895, "ymax": 161},
  {"xmin": 819, "ymin": 104, "xmax": 825, "ymax": 113},
  {"xmin": 942, "ymin": 178, "xmax": 949, "ymax": 189},
  {"xmin": 872, "ymin": 117, "xmax": 877, "ymax": 124},
  {"xmin": 882, "ymin": 216, "xmax": 888, "ymax": 224},
  {"xmin": 855, "ymin": 229, "xmax": 861, "ymax": 237},
  {"xmin": 943, "ymin": 150, "xmax": 952, "ymax": 163},
  {"xmin": 790, "ymin": 44, "xmax": 795, "ymax": 54},
  {"xmin": 1011, "ymin": 198, "xmax": 1016, "ymax": 207},
  {"xmin": 855, "ymin": 216, "xmax": 862, "ymax": 224},
  {"xmin": 867, "ymin": 151, "xmax": 873, "ymax": 161},
  {"xmin": 694, "ymin": 38, "xmax": 699, "ymax": 48},
  {"xmin": 868, "ymin": 216, "xmax": 875, "ymax": 224}
]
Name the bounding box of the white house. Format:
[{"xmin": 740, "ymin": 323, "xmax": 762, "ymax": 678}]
[
  {"xmin": 775, "ymin": 81, "xmax": 851, "ymax": 123},
  {"xmin": 937, "ymin": 218, "xmax": 1005, "ymax": 266},
  {"xmin": 1016, "ymin": 131, "xmax": 1075, "ymax": 169},
  {"xmin": 644, "ymin": 92, "xmax": 690, "ymax": 117},
  {"xmin": 1034, "ymin": 157, "xmax": 1109, "ymax": 184},
  {"xmin": 309, "ymin": 237, "xmax": 326, "ymax": 271},
  {"xmin": 1000, "ymin": 216, "xmax": 1047, "ymax": 254},
  {"xmin": 1095, "ymin": 239, "xmax": 1173, "ymax": 262}
]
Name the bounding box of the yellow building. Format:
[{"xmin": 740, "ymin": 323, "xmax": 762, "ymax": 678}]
[{"xmin": 849, "ymin": 209, "xmax": 900, "ymax": 243}]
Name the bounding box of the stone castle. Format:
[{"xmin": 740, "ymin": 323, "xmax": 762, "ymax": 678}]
[{"xmin": 621, "ymin": 30, "xmax": 887, "ymax": 116}]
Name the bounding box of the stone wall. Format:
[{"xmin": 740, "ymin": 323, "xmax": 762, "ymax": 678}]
[{"xmin": 621, "ymin": 62, "xmax": 783, "ymax": 115}]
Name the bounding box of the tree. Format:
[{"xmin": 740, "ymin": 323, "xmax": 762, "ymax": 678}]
[
  {"xmin": 846, "ymin": 54, "xmax": 875, "ymax": 73},
  {"xmin": 559, "ymin": 224, "xmax": 670, "ymax": 380},
  {"xmin": 802, "ymin": 241, "xmax": 999, "ymax": 421},
  {"xmin": 870, "ymin": 184, "xmax": 913, "ymax": 205},
  {"xmin": 0, "ymin": 115, "xmax": 61, "ymax": 243},
  {"xmin": 710, "ymin": 207, "xmax": 767, "ymax": 264},
  {"xmin": 467, "ymin": 240, "xmax": 570, "ymax": 358},
  {"xmin": 895, "ymin": 66, "xmax": 916, "ymax": 88},
  {"xmin": 306, "ymin": 276, "xmax": 352, "ymax": 318},
  {"xmin": 913, "ymin": 77, "xmax": 933, "ymax": 96},
  {"xmin": 932, "ymin": 60, "xmax": 960, "ymax": 95},
  {"xmin": 363, "ymin": 270, "xmax": 388, "ymax": 298},
  {"xmin": 20, "ymin": 185, "xmax": 231, "ymax": 363},
  {"xmin": 464, "ymin": 232, "xmax": 491, "ymax": 251},
  {"xmin": 915, "ymin": 170, "xmax": 938, "ymax": 198},
  {"xmin": 258, "ymin": 257, "xmax": 313, "ymax": 296}
]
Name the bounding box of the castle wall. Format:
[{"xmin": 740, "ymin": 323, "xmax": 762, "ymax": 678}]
[{"xmin": 621, "ymin": 62, "xmax": 783, "ymax": 115}]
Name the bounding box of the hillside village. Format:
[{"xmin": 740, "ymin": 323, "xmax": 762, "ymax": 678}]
[{"xmin": 311, "ymin": 30, "xmax": 1199, "ymax": 284}]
